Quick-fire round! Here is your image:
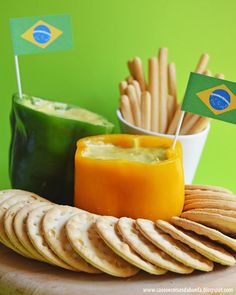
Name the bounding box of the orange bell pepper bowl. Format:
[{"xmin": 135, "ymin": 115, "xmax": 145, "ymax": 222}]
[{"xmin": 74, "ymin": 134, "xmax": 184, "ymax": 221}]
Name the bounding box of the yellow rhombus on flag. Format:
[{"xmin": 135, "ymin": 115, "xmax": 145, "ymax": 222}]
[
  {"xmin": 197, "ymin": 84, "xmax": 236, "ymax": 115},
  {"xmin": 21, "ymin": 20, "xmax": 63, "ymax": 49}
]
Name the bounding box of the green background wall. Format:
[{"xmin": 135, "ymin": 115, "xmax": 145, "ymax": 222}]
[{"xmin": 1, "ymin": 0, "xmax": 236, "ymax": 191}]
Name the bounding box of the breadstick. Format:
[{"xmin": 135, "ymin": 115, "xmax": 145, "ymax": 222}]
[
  {"xmin": 141, "ymin": 91, "xmax": 151, "ymax": 130},
  {"xmin": 182, "ymin": 112, "xmax": 192, "ymax": 126},
  {"xmin": 133, "ymin": 57, "xmax": 146, "ymax": 91},
  {"xmin": 168, "ymin": 63, "xmax": 177, "ymax": 108},
  {"xmin": 189, "ymin": 117, "xmax": 210, "ymax": 134},
  {"xmin": 167, "ymin": 95, "xmax": 176, "ymax": 126},
  {"xmin": 203, "ymin": 70, "xmax": 212, "ymax": 76},
  {"xmin": 158, "ymin": 48, "xmax": 168, "ymax": 133},
  {"xmin": 195, "ymin": 53, "xmax": 209, "ymax": 73},
  {"xmin": 127, "ymin": 85, "xmax": 141, "ymax": 127},
  {"xmin": 119, "ymin": 81, "xmax": 128, "ymax": 95},
  {"xmin": 126, "ymin": 76, "xmax": 134, "ymax": 84},
  {"xmin": 131, "ymin": 80, "xmax": 141, "ymax": 106},
  {"xmin": 180, "ymin": 111, "xmax": 200, "ymax": 134},
  {"xmin": 168, "ymin": 63, "xmax": 177, "ymax": 126},
  {"xmin": 148, "ymin": 57, "xmax": 159, "ymax": 132},
  {"xmin": 180, "ymin": 114, "xmax": 199, "ymax": 135},
  {"xmin": 127, "ymin": 59, "xmax": 135, "ymax": 77},
  {"xmin": 215, "ymin": 73, "xmax": 225, "ymax": 79},
  {"xmin": 166, "ymin": 104, "xmax": 181, "ymax": 134},
  {"xmin": 120, "ymin": 95, "xmax": 134, "ymax": 125}
]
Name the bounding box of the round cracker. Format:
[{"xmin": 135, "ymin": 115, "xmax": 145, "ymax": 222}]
[
  {"xmin": 96, "ymin": 216, "xmax": 166, "ymax": 275},
  {"xmin": 117, "ymin": 217, "xmax": 193, "ymax": 274},
  {"xmin": 14, "ymin": 203, "xmax": 51, "ymax": 262},
  {"xmin": 136, "ymin": 219, "xmax": 213, "ymax": 272},
  {"xmin": 171, "ymin": 216, "xmax": 236, "ymax": 251},
  {"xmin": 185, "ymin": 208, "xmax": 236, "ymax": 218},
  {"xmin": 156, "ymin": 220, "xmax": 235, "ymax": 266},
  {"xmin": 26, "ymin": 205, "xmax": 75, "ymax": 270},
  {"xmin": 66, "ymin": 212, "xmax": 139, "ymax": 277},
  {"xmin": 184, "ymin": 200, "xmax": 236, "ymax": 212},
  {"xmin": 185, "ymin": 193, "xmax": 236, "ymax": 204},
  {"xmin": 0, "ymin": 190, "xmax": 34, "ymax": 205},
  {"xmin": 43, "ymin": 206, "xmax": 100, "ymax": 273},
  {"xmin": 0, "ymin": 192, "xmax": 46, "ymax": 251},
  {"xmin": 185, "ymin": 184, "xmax": 233, "ymax": 195},
  {"xmin": 184, "ymin": 198, "xmax": 236, "ymax": 207},
  {"xmin": 4, "ymin": 201, "xmax": 40, "ymax": 259},
  {"xmin": 185, "ymin": 190, "xmax": 233, "ymax": 196},
  {"xmin": 181, "ymin": 211, "xmax": 236, "ymax": 237}
]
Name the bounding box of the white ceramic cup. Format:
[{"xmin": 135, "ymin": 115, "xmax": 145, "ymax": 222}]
[{"xmin": 117, "ymin": 110, "xmax": 210, "ymax": 184}]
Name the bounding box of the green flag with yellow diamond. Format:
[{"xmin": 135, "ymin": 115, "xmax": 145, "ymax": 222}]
[
  {"xmin": 182, "ymin": 72, "xmax": 236, "ymax": 124},
  {"xmin": 10, "ymin": 14, "xmax": 73, "ymax": 55}
]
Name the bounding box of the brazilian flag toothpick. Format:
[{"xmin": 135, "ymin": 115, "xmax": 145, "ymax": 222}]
[{"xmin": 10, "ymin": 14, "xmax": 73, "ymax": 97}]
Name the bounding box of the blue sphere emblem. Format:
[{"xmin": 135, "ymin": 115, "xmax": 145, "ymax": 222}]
[
  {"xmin": 33, "ymin": 25, "xmax": 51, "ymax": 44},
  {"xmin": 209, "ymin": 89, "xmax": 230, "ymax": 110}
]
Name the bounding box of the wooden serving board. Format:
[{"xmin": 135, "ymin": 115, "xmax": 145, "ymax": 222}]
[{"xmin": 0, "ymin": 244, "xmax": 236, "ymax": 295}]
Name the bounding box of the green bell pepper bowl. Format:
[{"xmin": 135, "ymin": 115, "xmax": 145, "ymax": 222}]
[{"xmin": 9, "ymin": 94, "xmax": 114, "ymax": 205}]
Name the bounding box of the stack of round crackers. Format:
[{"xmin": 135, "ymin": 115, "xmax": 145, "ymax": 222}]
[{"xmin": 0, "ymin": 186, "xmax": 235, "ymax": 277}]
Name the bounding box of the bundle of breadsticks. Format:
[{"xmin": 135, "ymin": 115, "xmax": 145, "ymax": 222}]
[{"xmin": 119, "ymin": 48, "xmax": 224, "ymax": 135}]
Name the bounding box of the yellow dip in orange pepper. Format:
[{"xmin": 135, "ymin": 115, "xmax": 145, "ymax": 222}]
[{"xmin": 74, "ymin": 134, "xmax": 184, "ymax": 220}]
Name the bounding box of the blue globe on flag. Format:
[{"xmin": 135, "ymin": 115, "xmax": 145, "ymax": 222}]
[
  {"xmin": 209, "ymin": 89, "xmax": 230, "ymax": 111},
  {"xmin": 33, "ymin": 25, "xmax": 51, "ymax": 44}
]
